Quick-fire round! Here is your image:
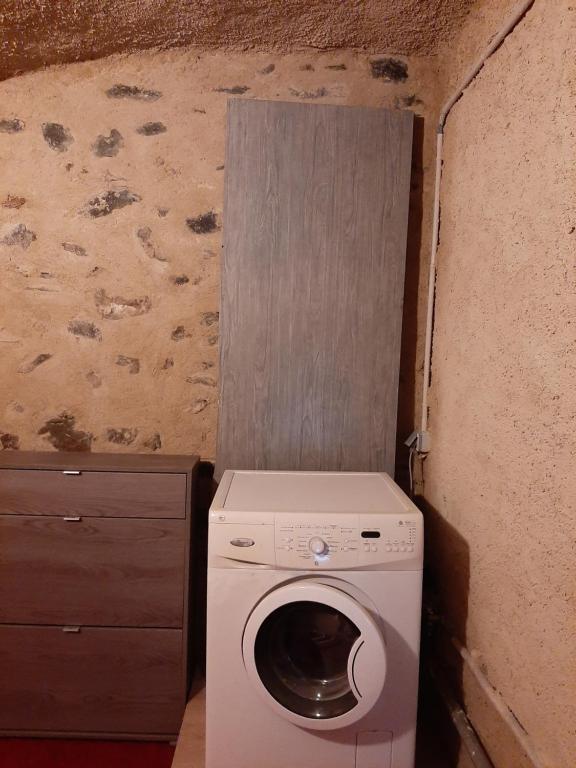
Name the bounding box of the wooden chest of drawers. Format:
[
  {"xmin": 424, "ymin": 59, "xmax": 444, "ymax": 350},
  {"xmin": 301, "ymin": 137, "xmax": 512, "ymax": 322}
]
[{"xmin": 0, "ymin": 452, "xmax": 199, "ymax": 740}]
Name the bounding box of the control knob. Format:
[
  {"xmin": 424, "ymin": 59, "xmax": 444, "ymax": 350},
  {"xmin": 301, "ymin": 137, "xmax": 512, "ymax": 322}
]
[{"xmin": 309, "ymin": 537, "xmax": 328, "ymax": 556}]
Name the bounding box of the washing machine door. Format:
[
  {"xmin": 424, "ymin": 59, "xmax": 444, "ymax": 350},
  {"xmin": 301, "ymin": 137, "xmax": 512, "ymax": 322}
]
[{"xmin": 242, "ymin": 581, "xmax": 387, "ymax": 730}]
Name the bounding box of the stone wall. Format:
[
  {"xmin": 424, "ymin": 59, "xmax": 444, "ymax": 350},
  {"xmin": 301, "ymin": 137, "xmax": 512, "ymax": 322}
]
[{"xmin": 0, "ymin": 49, "xmax": 437, "ymax": 459}]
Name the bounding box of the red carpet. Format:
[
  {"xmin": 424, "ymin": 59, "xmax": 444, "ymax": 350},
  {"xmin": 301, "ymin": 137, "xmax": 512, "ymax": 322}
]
[{"xmin": 0, "ymin": 739, "xmax": 175, "ymax": 768}]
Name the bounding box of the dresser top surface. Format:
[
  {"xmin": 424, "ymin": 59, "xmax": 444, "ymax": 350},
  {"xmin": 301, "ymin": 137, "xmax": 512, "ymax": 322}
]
[{"xmin": 0, "ymin": 451, "xmax": 200, "ymax": 473}]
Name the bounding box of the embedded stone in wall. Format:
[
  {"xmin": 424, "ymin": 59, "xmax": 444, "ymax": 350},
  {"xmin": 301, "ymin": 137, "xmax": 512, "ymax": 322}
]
[
  {"xmin": 82, "ymin": 189, "xmax": 141, "ymax": 218},
  {"xmin": 0, "ymin": 432, "xmax": 19, "ymax": 449},
  {"xmin": 0, "ymin": 118, "xmax": 24, "ymax": 133},
  {"xmin": 0, "ymin": 433, "xmax": 19, "ymax": 449},
  {"xmin": 144, "ymin": 433, "xmax": 162, "ymax": 451},
  {"xmin": 116, "ymin": 354, "xmax": 140, "ymax": 374},
  {"xmin": 154, "ymin": 156, "xmax": 181, "ymax": 177},
  {"xmin": 186, "ymin": 375, "xmax": 217, "ymax": 387},
  {"xmin": 1, "ymin": 194, "xmax": 26, "ymax": 209},
  {"xmin": 370, "ymin": 58, "xmax": 408, "ymax": 81},
  {"xmin": 25, "ymin": 284, "xmax": 60, "ymax": 294},
  {"xmin": 259, "ymin": 64, "xmax": 275, "ymax": 75},
  {"xmin": 191, "ymin": 399, "xmax": 209, "ymax": 414},
  {"xmin": 326, "ymin": 64, "xmax": 347, "ymax": 70},
  {"xmin": 207, "ymin": 335, "xmax": 219, "ymax": 346},
  {"xmin": 62, "ymin": 242, "xmax": 88, "ymax": 257},
  {"xmin": 201, "ymin": 311, "xmax": 219, "ymax": 327},
  {"xmin": 171, "ymin": 275, "xmax": 189, "ymax": 285},
  {"xmin": 289, "ymin": 86, "xmax": 328, "ymax": 99},
  {"xmin": 300, "ymin": 64, "xmax": 314, "ymax": 71},
  {"xmin": 395, "ymin": 94, "xmax": 422, "ymax": 108},
  {"xmin": 86, "ymin": 370, "xmax": 102, "ymax": 388},
  {"xmin": 106, "ymin": 84, "xmax": 162, "ymax": 101},
  {"xmin": 95, "ymin": 288, "xmax": 152, "ymax": 320},
  {"xmin": 106, "ymin": 427, "xmax": 138, "ymax": 445},
  {"xmin": 186, "ymin": 211, "xmax": 219, "ymax": 234},
  {"xmin": 157, "ymin": 207, "xmax": 169, "ymax": 217},
  {"xmin": 42, "ymin": 122, "xmax": 74, "ymax": 152},
  {"xmin": 213, "ymin": 85, "xmax": 249, "ymax": 95},
  {"xmin": 38, "ymin": 413, "xmax": 92, "ymax": 452},
  {"xmin": 92, "ymin": 129, "xmax": 124, "ymax": 157},
  {"xmin": 136, "ymin": 226, "xmax": 166, "ymax": 261},
  {"xmin": 0, "ymin": 223, "xmax": 36, "ymax": 249},
  {"xmin": 162, "ymin": 357, "xmax": 174, "ymax": 369},
  {"xmin": 68, "ymin": 320, "xmax": 102, "ymax": 341},
  {"xmin": 171, "ymin": 325, "xmax": 190, "ymax": 341},
  {"xmin": 136, "ymin": 122, "xmax": 167, "ymax": 136},
  {"xmin": 18, "ymin": 353, "xmax": 52, "ymax": 374}
]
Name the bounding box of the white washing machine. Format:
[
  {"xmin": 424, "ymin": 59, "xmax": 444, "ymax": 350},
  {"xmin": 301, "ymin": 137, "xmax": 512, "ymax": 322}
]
[{"xmin": 206, "ymin": 471, "xmax": 423, "ymax": 768}]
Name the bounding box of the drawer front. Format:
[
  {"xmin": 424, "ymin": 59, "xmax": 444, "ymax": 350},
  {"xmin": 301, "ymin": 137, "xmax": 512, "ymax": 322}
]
[
  {"xmin": 0, "ymin": 469, "xmax": 187, "ymax": 518},
  {"xmin": 0, "ymin": 516, "xmax": 186, "ymax": 627},
  {"xmin": 0, "ymin": 625, "xmax": 185, "ymax": 735}
]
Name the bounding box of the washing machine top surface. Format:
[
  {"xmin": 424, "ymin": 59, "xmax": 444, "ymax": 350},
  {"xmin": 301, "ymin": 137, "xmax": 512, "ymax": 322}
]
[
  {"xmin": 218, "ymin": 470, "xmax": 411, "ymax": 515},
  {"xmin": 210, "ymin": 471, "xmax": 423, "ymax": 571}
]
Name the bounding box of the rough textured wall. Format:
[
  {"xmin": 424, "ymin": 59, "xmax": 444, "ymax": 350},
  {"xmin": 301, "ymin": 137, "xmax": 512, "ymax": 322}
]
[
  {"xmin": 436, "ymin": 0, "xmax": 520, "ymax": 97},
  {"xmin": 0, "ymin": 49, "xmax": 437, "ymax": 458},
  {"xmin": 424, "ymin": 1, "xmax": 575, "ymax": 766},
  {"xmin": 0, "ymin": 0, "xmax": 475, "ymax": 82}
]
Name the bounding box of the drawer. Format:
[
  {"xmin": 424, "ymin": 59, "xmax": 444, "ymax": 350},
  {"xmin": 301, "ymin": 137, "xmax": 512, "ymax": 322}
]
[
  {"xmin": 0, "ymin": 625, "xmax": 185, "ymax": 735},
  {"xmin": 0, "ymin": 516, "xmax": 186, "ymax": 627},
  {"xmin": 0, "ymin": 469, "xmax": 187, "ymax": 518}
]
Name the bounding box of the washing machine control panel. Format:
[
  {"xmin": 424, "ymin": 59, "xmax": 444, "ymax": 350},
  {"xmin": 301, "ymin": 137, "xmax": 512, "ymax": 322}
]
[{"xmin": 274, "ymin": 513, "xmax": 422, "ymax": 569}]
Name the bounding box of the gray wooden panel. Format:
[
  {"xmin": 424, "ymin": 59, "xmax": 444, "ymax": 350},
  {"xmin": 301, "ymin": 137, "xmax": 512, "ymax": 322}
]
[{"xmin": 217, "ymin": 99, "xmax": 413, "ymax": 479}]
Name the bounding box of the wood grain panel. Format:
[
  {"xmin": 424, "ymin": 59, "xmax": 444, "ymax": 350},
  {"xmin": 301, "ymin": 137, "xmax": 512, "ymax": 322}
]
[
  {"xmin": 0, "ymin": 469, "xmax": 186, "ymax": 518},
  {"xmin": 217, "ymin": 100, "xmax": 413, "ymax": 479},
  {"xmin": 0, "ymin": 516, "xmax": 185, "ymax": 627},
  {"xmin": 0, "ymin": 626, "xmax": 184, "ymax": 735}
]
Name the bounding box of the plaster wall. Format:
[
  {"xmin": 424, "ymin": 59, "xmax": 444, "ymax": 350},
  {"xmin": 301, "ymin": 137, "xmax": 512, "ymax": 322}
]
[
  {"xmin": 424, "ymin": 2, "xmax": 576, "ymax": 766},
  {"xmin": 0, "ymin": 0, "xmax": 475, "ymax": 82},
  {"xmin": 0, "ymin": 49, "xmax": 437, "ymax": 458}
]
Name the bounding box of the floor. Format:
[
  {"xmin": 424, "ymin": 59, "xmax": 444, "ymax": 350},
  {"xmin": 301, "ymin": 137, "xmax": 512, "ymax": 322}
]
[
  {"xmin": 0, "ymin": 739, "xmax": 175, "ymax": 768},
  {"xmin": 0, "ymin": 683, "xmax": 457, "ymax": 768}
]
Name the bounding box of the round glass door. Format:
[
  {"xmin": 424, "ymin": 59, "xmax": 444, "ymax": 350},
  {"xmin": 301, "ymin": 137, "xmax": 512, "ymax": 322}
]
[
  {"xmin": 254, "ymin": 600, "xmax": 361, "ymax": 719},
  {"xmin": 242, "ymin": 581, "xmax": 387, "ymax": 730}
]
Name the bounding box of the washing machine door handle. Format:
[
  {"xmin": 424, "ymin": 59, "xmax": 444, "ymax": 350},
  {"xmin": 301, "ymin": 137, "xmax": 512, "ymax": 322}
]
[
  {"xmin": 347, "ymin": 636, "xmax": 367, "ymax": 698},
  {"xmin": 347, "ymin": 632, "xmax": 386, "ymax": 706},
  {"xmin": 242, "ymin": 581, "xmax": 387, "ymax": 731}
]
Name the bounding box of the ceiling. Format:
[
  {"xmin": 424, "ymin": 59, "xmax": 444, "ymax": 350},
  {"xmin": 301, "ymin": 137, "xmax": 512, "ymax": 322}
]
[{"xmin": 0, "ymin": 0, "xmax": 476, "ymax": 81}]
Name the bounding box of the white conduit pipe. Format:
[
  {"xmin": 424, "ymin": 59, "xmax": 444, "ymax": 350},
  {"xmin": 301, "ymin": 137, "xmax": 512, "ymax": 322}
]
[
  {"xmin": 451, "ymin": 636, "xmax": 546, "ymax": 768},
  {"xmin": 419, "ymin": 0, "xmax": 536, "ymax": 439}
]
